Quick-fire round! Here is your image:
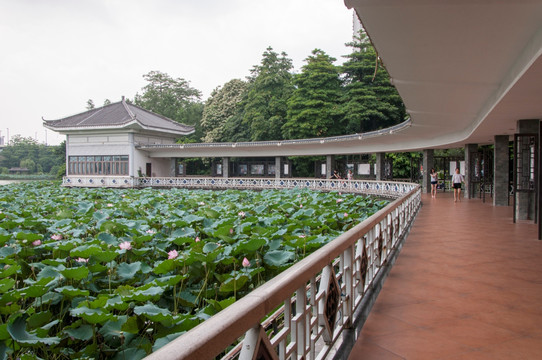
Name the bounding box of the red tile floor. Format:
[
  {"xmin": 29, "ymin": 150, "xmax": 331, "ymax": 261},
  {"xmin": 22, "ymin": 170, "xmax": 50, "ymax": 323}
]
[{"xmin": 348, "ymin": 192, "xmax": 542, "ymax": 360}]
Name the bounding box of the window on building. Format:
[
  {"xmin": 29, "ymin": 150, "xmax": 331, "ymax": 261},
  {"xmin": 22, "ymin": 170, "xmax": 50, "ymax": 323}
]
[{"xmin": 68, "ymin": 155, "xmax": 129, "ymax": 175}]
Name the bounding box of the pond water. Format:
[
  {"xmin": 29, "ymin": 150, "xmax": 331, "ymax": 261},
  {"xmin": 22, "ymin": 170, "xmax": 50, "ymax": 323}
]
[{"xmin": 0, "ymin": 179, "xmax": 38, "ymax": 186}]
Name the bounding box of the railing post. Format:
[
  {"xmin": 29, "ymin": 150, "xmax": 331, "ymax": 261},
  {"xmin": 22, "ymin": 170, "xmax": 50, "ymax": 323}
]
[
  {"xmin": 343, "ymin": 245, "xmax": 354, "ymax": 327},
  {"xmin": 295, "ymin": 286, "xmax": 306, "ymax": 358}
]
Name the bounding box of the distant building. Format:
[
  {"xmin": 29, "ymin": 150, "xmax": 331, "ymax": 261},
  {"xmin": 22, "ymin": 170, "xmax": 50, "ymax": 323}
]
[
  {"xmin": 43, "ymin": 97, "xmax": 194, "ymax": 179},
  {"xmin": 8, "ymin": 167, "xmax": 30, "ymax": 174}
]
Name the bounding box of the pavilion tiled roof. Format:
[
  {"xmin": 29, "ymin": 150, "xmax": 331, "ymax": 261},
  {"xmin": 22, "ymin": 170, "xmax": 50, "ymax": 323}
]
[{"xmin": 43, "ymin": 97, "xmax": 194, "ymax": 136}]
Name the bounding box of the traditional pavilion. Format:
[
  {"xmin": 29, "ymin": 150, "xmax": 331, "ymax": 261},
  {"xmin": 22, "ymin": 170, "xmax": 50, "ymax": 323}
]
[{"xmin": 43, "ymin": 97, "xmax": 194, "ymax": 179}]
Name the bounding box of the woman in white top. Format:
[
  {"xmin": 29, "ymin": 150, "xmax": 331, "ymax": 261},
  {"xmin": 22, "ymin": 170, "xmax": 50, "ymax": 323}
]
[
  {"xmin": 430, "ymin": 168, "xmax": 438, "ymax": 198},
  {"xmin": 451, "ymin": 168, "xmax": 465, "ymax": 202}
]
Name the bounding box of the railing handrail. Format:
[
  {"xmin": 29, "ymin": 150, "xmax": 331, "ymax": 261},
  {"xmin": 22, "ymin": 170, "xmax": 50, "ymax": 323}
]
[{"xmin": 144, "ymin": 184, "xmax": 421, "ymax": 360}]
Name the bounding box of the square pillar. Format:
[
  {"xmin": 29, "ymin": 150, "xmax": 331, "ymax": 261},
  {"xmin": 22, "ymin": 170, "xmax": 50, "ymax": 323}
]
[
  {"xmin": 464, "ymin": 144, "xmax": 478, "ymax": 199},
  {"xmin": 375, "ymin": 153, "xmax": 385, "ymax": 181},
  {"xmin": 493, "ymin": 135, "xmax": 510, "ymax": 206},
  {"xmin": 326, "ymin": 155, "xmax": 335, "ymax": 179},
  {"xmin": 222, "ymin": 157, "xmax": 229, "ymax": 178},
  {"xmin": 515, "ymin": 119, "xmax": 539, "ymax": 220},
  {"xmin": 423, "ymin": 149, "xmax": 434, "ymax": 193},
  {"xmin": 169, "ymin": 159, "xmax": 176, "ymax": 177},
  {"xmin": 275, "ymin": 157, "xmax": 281, "ymax": 179}
]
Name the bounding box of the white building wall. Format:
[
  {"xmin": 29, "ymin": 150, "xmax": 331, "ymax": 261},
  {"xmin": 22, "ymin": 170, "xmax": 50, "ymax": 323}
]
[
  {"xmin": 134, "ymin": 134, "xmax": 176, "ymax": 145},
  {"xmin": 66, "ymin": 133, "xmax": 178, "ymax": 177}
]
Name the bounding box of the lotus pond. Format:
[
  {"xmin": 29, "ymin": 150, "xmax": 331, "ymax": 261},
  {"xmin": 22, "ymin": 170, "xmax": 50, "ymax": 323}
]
[{"xmin": 0, "ymin": 181, "xmax": 388, "ymax": 359}]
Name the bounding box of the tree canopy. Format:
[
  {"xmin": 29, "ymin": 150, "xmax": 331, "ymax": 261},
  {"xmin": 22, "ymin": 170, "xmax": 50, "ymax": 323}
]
[
  {"xmin": 201, "ymin": 79, "xmax": 248, "ymax": 143},
  {"xmin": 134, "ymin": 71, "xmax": 204, "ymax": 141},
  {"xmin": 282, "ymin": 49, "xmax": 343, "ymax": 139},
  {"xmin": 0, "ymin": 135, "xmax": 64, "ymax": 175},
  {"xmin": 341, "ymin": 31, "xmax": 406, "ymax": 133},
  {"xmin": 243, "ymin": 47, "xmax": 294, "ymax": 141}
]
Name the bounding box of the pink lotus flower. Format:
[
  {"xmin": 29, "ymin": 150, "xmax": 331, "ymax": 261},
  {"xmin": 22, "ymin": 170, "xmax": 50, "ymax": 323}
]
[
  {"xmin": 229, "ymin": 228, "xmax": 234, "ymax": 234},
  {"xmin": 168, "ymin": 250, "xmax": 178, "ymax": 259},
  {"xmin": 336, "ymin": 198, "xmax": 343, "ymax": 203},
  {"xmin": 146, "ymin": 229, "xmax": 155, "ymax": 234},
  {"xmin": 32, "ymin": 240, "xmax": 41, "ymax": 246},
  {"xmin": 199, "ymin": 202, "xmax": 205, "ymax": 206},
  {"xmin": 76, "ymin": 258, "xmax": 89, "ymax": 263},
  {"xmin": 119, "ymin": 241, "xmax": 132, "ymax": 250},
  {"xmin": 195, "ymin": 236, "xmax": 200, "ymax": 242},
  {"xmin": 242, "ymin": 257, "xmax": 250, "ymax": 267},
  {"xmin": 107, "ymin": 203, "xmax": 114, "ymax": 207},
  {"xmin": 51, "ymin": 234, "xmax": 62, "ymax": 240},
  {"xmin": 299, "ymin": 234, "xmax": 306, "ymax": 238},
  {"xmin": 344, "ymin": 212, "xmax": 348, "ymax": 218},
  {"xmin": 299, "ymin": 204, "xmax": 303, "ymax": 208},
  {"xmin": 238, "ymin": 211, "xmax": 245, "ymax": 217}
]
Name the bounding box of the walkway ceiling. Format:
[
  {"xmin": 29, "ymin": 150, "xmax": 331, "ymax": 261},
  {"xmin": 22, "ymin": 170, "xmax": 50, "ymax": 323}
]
[{"xmin": 344, "ymin": 0, "xmax": 542, "ymax": 150}]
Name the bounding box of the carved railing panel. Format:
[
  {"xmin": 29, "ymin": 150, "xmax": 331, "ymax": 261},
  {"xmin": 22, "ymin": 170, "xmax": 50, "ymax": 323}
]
[{"xmin": 62, "ymin": 176, "xmax": 418, "ymax": 198}]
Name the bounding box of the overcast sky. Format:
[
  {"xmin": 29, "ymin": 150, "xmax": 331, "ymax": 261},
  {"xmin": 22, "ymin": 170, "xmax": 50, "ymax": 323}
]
[{"xmin": 0, "ymin": 0, "xmax": 354, "ymax": 145}]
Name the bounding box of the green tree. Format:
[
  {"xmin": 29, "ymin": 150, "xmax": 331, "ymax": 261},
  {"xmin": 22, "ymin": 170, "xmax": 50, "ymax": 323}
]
[
  {"xmin": 341, "ymin": 30, "xmax": 406, "ymax": 133},
  {"xmin": 387, "ymin": 152, "xmax": 422, "ymax": 180},
  {"xmin": 0, "ymin": 135, "xmax": 64, "ymax": 174},
  {"xmin": 134, "ymin": 71, "xmax": 204, "ymax": 141},
  {"xmin": 86, "ymin": 99, "xmax": 95, "ymax": 110},
  {"xmin": 103, "ymin": 99, "xmax": 111, "ymax": 106},
  {"xmin": 243, "ymin": 47, "xmax": 294, "ymax": 141},
  {"xmin": 201, "ymin": 79, "xmax": 248, "ymax": 142},
  {"xmin": 0, "ymin": 135, "xmax": 39, "ymax": 169},
  {"xmin": 20, "ymin": 158, "xmax": 36, "ymax": 173},
  {"xmin": 282, "ymin": 49, "xmax": 343, "ymax": 139}
]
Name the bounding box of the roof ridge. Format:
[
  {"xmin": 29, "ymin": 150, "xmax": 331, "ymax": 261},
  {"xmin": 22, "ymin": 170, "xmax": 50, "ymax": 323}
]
[
  {"xmin": 76, "ymin": 107, "xmax": 105, "ymax": 126},
  {"xmin": 121, "ymin": 96, "xmax": 136, "ymax": 120}
]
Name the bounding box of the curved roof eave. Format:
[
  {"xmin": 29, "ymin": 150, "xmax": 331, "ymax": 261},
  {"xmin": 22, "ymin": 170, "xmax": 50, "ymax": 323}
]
[{"xmin": 43, "ymin": 120, "xmax": 194, "ymax": 136}]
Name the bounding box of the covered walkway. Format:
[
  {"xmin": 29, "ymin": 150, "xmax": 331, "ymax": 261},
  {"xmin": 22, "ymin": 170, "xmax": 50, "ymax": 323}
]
[{"xmin": 348, "ymin": 192, "xmax": 542, "ymax": 359}]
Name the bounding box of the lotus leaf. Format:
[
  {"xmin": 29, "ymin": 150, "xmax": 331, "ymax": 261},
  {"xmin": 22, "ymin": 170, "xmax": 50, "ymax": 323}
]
[
  {"xmin": 112, "ymin": 348, "xmax": 146, "ymax": 360},
  {"xmin": 152, "ymin": 259, "xmax": 177, "ymax": 275},
  {"xmin": 0, "ymin": 264, "xmax": 20, "ymax": 279},
  {"xmin": 99, "ymin": 316, "xmax": 136, "ymax": 346},
  {"xmin": 0, "ymin": 279, "xmax": 15, "ymax": 293},
  {"xmin": 91, "ymin": 250, "xmax": 118, "ymax": 263},
  {"xmin": 70, "ymin": 306, "xmax": 114, "ymax": 324},
  {"xmin": 117, "ymin": 262, "xmax": 141, "ymax": 281},
  {"xmin": 133, "ymin": 303, "xmax": 172, "ymax": 324},
  {"xmin": 61, "ymin": 267, "xmax": 89, "ymax": 281},
  {"xmin": 64, "ymin": 324, "xmax": 93, "ymax": 341},
  {"xmin": 219, "ymin": 274, "xmax": 249, "ymax": 294},
  {"xmin": 7, "ymin": 315, "xmax": 61, "ymax": 346},
  {"xmin": 152, "ymin": 332, "xmax": 184, "ymax": 352},
  {"xmin": 264, "ymin": 250, "xmax": 295, "ymax": 267},
  {"xmin": 56, "ymin": 286, "xmax": 90, "ymax": 298},
  {"xmin": 70, "ymin": 244, "xmax": 103, "ymax": 258}
]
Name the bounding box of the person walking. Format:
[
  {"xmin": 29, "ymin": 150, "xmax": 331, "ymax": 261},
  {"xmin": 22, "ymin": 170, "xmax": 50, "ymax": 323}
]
[
  {"xmin": 451, "ymin": 167, "xmax": 465, "ymax": 202},
  {"xmin": 430, "ymin": 168, "xmax": 438, "ymax": 198}
]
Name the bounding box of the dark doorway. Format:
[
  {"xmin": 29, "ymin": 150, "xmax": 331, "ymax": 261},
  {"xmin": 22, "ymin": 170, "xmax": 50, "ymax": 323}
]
[{"xmin": 146, "ymin": 163, "xmax": 152, "ymax": 177}]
